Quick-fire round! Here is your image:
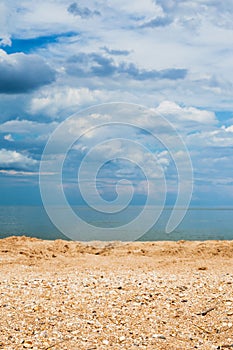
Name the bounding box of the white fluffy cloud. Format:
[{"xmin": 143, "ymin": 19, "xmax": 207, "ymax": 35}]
[
  {"xmin": 4, "ymin": 134, "xmax": 14, "ymax": 142},
  {"xmin": 0, "ymin": 149, "xmax": 38, "ymax": 170},
  {"xmin": 187, "ymin": 128, "xmax": 233, "ymax": 148},
  {"xmin": 29, "ymin": 86, "xmax": 140, "ymax": 118},
  {"xmin": 0, "ymin": 2, "xmax": 11, "ymax": 46},
  {"xmin": 30, "ymin": 87, "xmax": 106, "ymax": 117},
  {"xmin": 155, "ymin": 101, "xmax": 217, "ymax": 125},
  {"xmin": 0, "ymin": 119, "xmax": 57, "ymax": 134}
]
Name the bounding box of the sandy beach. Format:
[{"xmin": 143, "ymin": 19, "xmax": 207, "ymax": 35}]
[{"xmin": 1, "ymin": 237, "xmax": 233, "ymax": 349}]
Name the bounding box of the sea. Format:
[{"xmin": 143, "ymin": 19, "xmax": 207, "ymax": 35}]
[{"xmin": 0, "ymin": 206, "xmax": 232, "ymax": 241}]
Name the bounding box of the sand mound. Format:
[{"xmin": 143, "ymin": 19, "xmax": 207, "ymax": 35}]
[{"xmin": 1, "ymin": 236, "xmax": 233, "ymax": 261}]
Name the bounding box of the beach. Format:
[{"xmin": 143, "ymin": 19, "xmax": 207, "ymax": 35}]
[{"xmin": 1, "ymin": 237, "xmax": 233, "ymax": 349}]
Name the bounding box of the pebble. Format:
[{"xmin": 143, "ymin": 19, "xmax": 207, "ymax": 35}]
[
  {"xmin": 152, "ymin": 334, "xmax": 166, "ymax": 340},
  {"xmin": 23, "ymin": 341, "xmax": 33, "ymax": 348}
]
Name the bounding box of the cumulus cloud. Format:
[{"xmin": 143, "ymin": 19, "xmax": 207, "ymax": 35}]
[
  {"xmin": 0, "ymin": 169, "xmax": 57, "ymax": 176},
  {"xmin": 29, "ymin": 86, "xmax": 105, "ymax": 117},
  {"xmin": 102, "ymin": 47, "xmax": 131, "ymax": 56},
  {"xmin": 0, "ymin": 35, "xmax": 11, "ymax": 47},
  {"xmin": 120, "ymin": 63, "xmax": 187, "ymax": 80},
  {"xmin": 140, "ymin": 16, "xmax": 173, "ymax": 28},
  {"xmin": 66, "ymin": 52, "xmax": 187, "ymax": 80},
  {"xmin": 155, "ymin": 101, "xmax": 217, "ymax": 125},
  {"xmin": 3, "ymin": 134, "xmax": 14, "ymax": 142},
  {"xmin": 67, "ymin": 2, "xmax": 100, "ymax": 18},
  {"xmin": 0, "ymin": 148, "xmax": 38, "ymax": 171},
  {"xmin": 155, "ymin": 0, "xmax": 177, "ymax": 13},
  {"xmin": 155, "ymin": 0, "xmax": 233, "ymax": 29},
  {"xmin": 187, "ymin": 128, "xmax": 233, "ymax": 148},
  {"xmin": 156, "ymin": 0, "xmax": 233, "ymax": 15},
  {"xmin": 0, "ymin": 1, "xmax": 11, "ymax": 47},
  {"xmin": 0, "ymin": 119, "xmax": 57, "ymax": 135},
  {"xmin": 29, "ymin": 86, "xmax": 140, "ymax": 118},
  {"xmin": 0, "ymin": 50, "xmax": 56, "ymax": 94},
  {"xmin": 224, "ymin": 125, "xmax": 233, "ymax": 133}
]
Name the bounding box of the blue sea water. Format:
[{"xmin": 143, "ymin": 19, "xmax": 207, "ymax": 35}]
[{"xmin": 0, "ymin": 206, "xmax": 232, "ymax": 241}]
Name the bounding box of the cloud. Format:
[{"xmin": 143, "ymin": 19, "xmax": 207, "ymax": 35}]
[
  {"xmin": 67, "ymin": 2, "xmax": 100, "ymax": 18},
  {"xmin": 155, "ymin": 0, "xmax": 233, "ymax": 29},
  {"xmin": 0, "ymin": 120, "xmax": 58, "ymax": 158},
  {"xmin": 102, "ymin": 47, "xmax": 131, "ymax": 56},
  {"xmin": 0, "ymin": 49, "xmax": 56, "ymax": 94},
  {"xmin": 4, "ymin": 134, "xmax": 14, "ymax": 142},
  {"xmin": 29, "ymin": 86, "xmax": 105, "ymax": 117},
  {"xmin": 0, "ymin": 169, "xmax": 55, "ymax": 176},
  {"xmin": 155, "ymin": 101, "xmax": 217, "ymax": 125},
  {"xmin": 187, "ymin": 128, "xmax": 233, "ymax": 148},
  {"xmin": 0, "ymin": 1, "xmax": 11, "ymax": 47},
  {"xmin": 119, "ymin": 62, "xmax": 187, "ymax": 80},
  {"xmin": 155, "ymin": 0, "xmax": 177, "ymax": 13},
  {"xmin": 156, "ymin": 0, "xmax": 233, "ymax": 15},
  {"xmin": 66, "ymin": 52, "xmax": 187, "ymax": 80},
  {"xmin": 29, "ymin": 86, "xmax": 140, "ymax": 118},
  {"xmin": 0, "ymin": 148, "xmax": 38, "ymax": 171},
  {"xmin": 224, "ymin": 125, "xmax": 233, "ymax": 132},
  {"xmin": 0, "ymin": 119, "xmax": 57, "ymax": 135},
  {"xmin": 140, "ymin": 16, "xmax": 173, "ymax": 28},
  {"xmin": 58, "ymin": 102, "xmax": 226, "ymax": 204}
]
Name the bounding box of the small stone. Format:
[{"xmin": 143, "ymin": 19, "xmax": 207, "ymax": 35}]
[
  {"xmin": 103, "ymin": 339, "xmax": 109, "ymax": 345},
  {"xmin": 153, "ymin": 334, "xmax": 166, "ymax": 340},
  {"xmin": 23, "ymin": 341, "xmax": 33, "ymax": 348},
  {"xmin": 119, "ymin": 336, "xmax": 125, "ymax": 342},
  {"xmin": 198, "ymin": 267, "xmax": 207, "ymax": 271}
]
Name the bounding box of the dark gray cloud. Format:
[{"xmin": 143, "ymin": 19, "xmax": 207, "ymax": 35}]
[
  {"xmin": 0, "ymin": 51, "xmax": 56, "ymax": 94},
  {"xmin": 67, "ymin": 2, "xmax": 100, "ymax": 18},
  {"xmin": 140, "ymin": 16, "xmax": 173, "ymax": 28},
  {"xmin": 66, "ymin": 52, "xmax": 187, "ymax": 80},
  {"xmin": 102, "ymin": 47, "xmax": 131, "ymax": 56},
  {"xmin": 66, "ymin": 53, "xmax": 115, "ymax": 77},
  {"xmin": 119, "ymin": 62, "xmax": 187, "ymax": 80}
]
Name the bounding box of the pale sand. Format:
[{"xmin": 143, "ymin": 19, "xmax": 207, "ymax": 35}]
[{"xmin": 1, "ymin": 236, "xmax": 233, "ymax": 349}]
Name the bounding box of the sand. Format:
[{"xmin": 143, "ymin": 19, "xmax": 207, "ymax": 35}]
[{"xmin": 1, "ymin": 237, "xmax": 233, "ymax": 349}]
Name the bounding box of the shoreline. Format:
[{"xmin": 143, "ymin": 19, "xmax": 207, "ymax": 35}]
[{"xmin": 1, "ymin": 236, "xmax": 233, "ymax": 349}]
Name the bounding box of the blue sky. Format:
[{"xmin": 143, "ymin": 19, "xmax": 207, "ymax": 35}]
[{"xmin": 0, "ymin": 0, "xmax": 233, "ymax": 207}]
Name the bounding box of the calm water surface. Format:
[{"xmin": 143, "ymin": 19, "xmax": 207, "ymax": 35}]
[{"xmin": 0, "ymin": 206, "xmax": 232, "ymax": 241}]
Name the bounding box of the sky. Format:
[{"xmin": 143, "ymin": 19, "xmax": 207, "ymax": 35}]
[{"xmin": 0, "ymin": 0, "xmax": 233, "ymax": 207}]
